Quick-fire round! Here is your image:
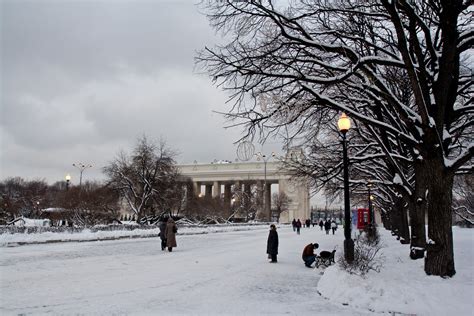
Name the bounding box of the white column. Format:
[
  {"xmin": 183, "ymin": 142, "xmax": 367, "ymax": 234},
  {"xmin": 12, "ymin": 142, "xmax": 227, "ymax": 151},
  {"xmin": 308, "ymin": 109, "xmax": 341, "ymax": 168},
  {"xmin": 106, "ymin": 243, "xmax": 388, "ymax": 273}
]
[{"xmin": 212, "ymin": 181, "xmax": 221, "ymax": 198}]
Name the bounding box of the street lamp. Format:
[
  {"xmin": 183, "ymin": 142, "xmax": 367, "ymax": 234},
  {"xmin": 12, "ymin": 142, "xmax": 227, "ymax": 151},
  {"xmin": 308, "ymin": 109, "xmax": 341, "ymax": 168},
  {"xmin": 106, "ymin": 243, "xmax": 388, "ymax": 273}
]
[
  {"xmin": 367, "ymin": 180, "xmax": 375, "ymax": 237},
  {"xmin": 72, "ymin": 163, "xmax": 92, "ymax": 189},
  {"xmin": 255, "ymin": 151, "xmax": 275, "ymax": 221},
  {"xmin": 65, "ymin": 174, "xmax": 71, "ymax": 191},
  {"xmin": 338, "ymin": 113, "xmax": 354, "ymax": 263},
  {"xmin": 367, "ymin": 181, "xmax": 374, "ymax": 225}
]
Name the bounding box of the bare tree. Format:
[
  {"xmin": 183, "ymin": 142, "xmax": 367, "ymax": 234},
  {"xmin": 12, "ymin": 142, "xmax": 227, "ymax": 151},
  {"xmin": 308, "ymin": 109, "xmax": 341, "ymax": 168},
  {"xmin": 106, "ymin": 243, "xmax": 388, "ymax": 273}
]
[
  {"xmin": 272, "ymin": 191, "xmax": 291, "ymax": 223},
  {"xmin": 453, "ymin": 174, "xmax": 474, "ymax": 226},
  {"xmin": 198, "ymin": 0, "xmax": 473, "ymax": 276},
  {"xmin": 103, "ymin": 136, "xmax": 181, "ymax": 221},
  {"xmin": 0, "ymin": 177, "xmax": 50, "ymax": 222}
]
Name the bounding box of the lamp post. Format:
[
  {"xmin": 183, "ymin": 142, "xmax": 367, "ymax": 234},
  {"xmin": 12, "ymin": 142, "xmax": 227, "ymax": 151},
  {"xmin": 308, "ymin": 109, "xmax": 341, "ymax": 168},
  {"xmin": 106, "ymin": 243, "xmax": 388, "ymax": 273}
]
[
  {"xmin": 367, "ymin": 181, "xmax": 373, "ymax": 225},
  {"xmin": 65, "ymin": 174, "xmax": 71, "ymax": 191},
  {"xmin": 338, "ymin": 113, "xmax": 354, "ymax": 263},
  {"xmin": 255, "ymin": 152, "xmax": 275, "ymax": 221},
  {"xmin": 72, "ymin": 163, "xmax": 92, "ymax": 189},
  {"xmin": 367, "ymin": 181, "xmax": 375, "ymax": 237}
]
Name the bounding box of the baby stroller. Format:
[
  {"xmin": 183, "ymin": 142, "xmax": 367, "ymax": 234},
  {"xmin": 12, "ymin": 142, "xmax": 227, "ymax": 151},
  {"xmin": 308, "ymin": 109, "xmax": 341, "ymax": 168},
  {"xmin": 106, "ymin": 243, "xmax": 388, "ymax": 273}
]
[{"xmin": 315, "ymin": 249, "xmax": 336, "ymax": 268}]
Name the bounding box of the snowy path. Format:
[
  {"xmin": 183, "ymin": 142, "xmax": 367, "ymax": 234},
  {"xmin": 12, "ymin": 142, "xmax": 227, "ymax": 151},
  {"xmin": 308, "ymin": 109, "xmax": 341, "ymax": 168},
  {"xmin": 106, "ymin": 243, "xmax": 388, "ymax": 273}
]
[{"xmin": 0, "ymin": 226, "xmax": 371, "ymax": 315}]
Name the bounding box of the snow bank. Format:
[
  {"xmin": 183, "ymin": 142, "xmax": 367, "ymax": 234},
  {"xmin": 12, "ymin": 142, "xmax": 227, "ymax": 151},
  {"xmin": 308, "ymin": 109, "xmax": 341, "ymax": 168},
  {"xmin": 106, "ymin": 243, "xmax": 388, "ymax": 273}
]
[
  {"xmin": 0, "ymin": 224, "xmax": 270, "ymax": 246},
  {"xmin": 317, "ymin": 227, "xmax": 473, "ymax": 315}
]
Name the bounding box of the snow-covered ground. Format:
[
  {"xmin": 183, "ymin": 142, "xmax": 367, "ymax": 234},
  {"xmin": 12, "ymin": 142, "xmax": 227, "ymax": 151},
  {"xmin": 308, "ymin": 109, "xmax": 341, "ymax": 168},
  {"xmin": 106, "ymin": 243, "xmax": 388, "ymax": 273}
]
[{"xmin": 0, "ymin": 225, "xmax": 472, "ymax": 315}]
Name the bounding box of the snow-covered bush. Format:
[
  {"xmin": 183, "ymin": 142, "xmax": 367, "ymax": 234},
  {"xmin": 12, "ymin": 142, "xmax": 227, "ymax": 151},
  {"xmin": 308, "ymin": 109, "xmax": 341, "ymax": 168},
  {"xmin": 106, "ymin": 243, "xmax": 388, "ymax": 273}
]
[{"xmin": 339, "ymin": 228, "xmax": 384, "ymax": 276}]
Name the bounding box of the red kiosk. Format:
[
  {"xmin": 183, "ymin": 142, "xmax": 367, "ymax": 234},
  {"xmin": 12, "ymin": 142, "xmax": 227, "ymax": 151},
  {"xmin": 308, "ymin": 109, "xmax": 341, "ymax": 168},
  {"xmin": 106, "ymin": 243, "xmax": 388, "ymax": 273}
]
[{"xmin": 356, "ymin": 208, "xmax": 370, "ymax": 230}]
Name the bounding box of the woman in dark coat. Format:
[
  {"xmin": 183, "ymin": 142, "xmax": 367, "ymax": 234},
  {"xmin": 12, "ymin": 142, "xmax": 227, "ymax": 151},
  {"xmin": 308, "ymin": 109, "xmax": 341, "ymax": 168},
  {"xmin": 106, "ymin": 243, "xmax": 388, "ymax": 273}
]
[
  {"xmin": 158, "ymin": 217, "xmax": 168, "ymax": 251},
  {"xmin": 324, "ymin": 219, "xmax": 331, "ymax": 235},
  {"xmin": 164, "ymin": 217, "xmax": 178, "ymax": 252},
  {"xmin": 296, "ymin": 219, "xmax": 302, "ymax": 235},
  {"xmin": 266, "ymin": 224, "xmax": 279, "ymax": 263}
]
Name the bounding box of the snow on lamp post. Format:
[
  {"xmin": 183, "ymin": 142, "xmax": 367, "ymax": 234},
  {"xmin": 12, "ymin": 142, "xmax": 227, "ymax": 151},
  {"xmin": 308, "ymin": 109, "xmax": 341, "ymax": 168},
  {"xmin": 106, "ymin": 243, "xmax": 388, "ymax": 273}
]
[
  {"xmin": 255, "ymin": 152, "xmax": 275, "ymax": 221},
  {"xmin": 338, "ymin": 113, "xmax": 354, "ymax": 263}
]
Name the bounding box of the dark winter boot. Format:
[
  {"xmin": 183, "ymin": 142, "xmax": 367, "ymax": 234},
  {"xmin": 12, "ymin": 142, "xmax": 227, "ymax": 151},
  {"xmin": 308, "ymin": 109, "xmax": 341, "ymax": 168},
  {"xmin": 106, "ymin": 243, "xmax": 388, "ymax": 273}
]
[{"xmin": 168, "ymin": 247, "xmax": 172, "ymax": 252}]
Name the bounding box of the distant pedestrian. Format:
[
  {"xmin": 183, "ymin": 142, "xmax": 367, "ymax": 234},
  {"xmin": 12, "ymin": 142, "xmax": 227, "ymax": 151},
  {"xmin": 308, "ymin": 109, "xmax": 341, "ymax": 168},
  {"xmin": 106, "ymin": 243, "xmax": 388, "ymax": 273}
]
[
  {"xmin": 165, "ymin": 217, "xmax": 178, "ymax": 252},
  {"xmin": 158, "ymin": 217, "xmax": 168, "ymax": 251},
  {"xmin": 302, "ymin": 242, "xmax": 319, "ymax": 268},
  {"xmin": 319, "ymin": 219, "xmax": 324, "ymax": 231},
  {"xmin": 296, "ymin": 219, "xmax": 302, "ymax": 235},
  {"xmin": 331, "ymin": 220, "xmax": 337, "ymax": 235},
  {"xmin": 324, "ymin": 219, "xmax": 331, "ymax": 235},
  {"xmin": 266, "ymin": 224, "xmax": 279, "ymax": 263},
  {"xmin": 292, "ymin": 219, "xmax": 297, "ymax": 232},
  {"xmin": 305, "ymin": 219, "xmax": 311, "ymax": 228}
]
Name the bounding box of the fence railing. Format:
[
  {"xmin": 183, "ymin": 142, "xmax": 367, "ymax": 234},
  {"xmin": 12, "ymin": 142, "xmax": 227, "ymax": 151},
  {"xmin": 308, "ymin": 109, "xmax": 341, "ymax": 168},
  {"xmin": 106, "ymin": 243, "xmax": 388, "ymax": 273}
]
[{"xmin": 0, "ymin": 221, "xmax": 270, "ymax": 235}]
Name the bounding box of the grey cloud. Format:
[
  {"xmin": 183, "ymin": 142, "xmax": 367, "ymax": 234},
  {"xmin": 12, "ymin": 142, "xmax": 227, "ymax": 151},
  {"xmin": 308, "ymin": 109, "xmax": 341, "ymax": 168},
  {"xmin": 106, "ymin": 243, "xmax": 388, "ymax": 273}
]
[{"xmin": 0, "ymin": 0, "xmax": 283, "ymax": 184}]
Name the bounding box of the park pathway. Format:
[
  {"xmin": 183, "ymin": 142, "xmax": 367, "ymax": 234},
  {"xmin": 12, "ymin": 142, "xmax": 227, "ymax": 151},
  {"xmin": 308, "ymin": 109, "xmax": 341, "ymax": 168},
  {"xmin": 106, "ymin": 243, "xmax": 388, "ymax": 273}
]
[{"xmin": 0, "ymin": 225, "xmax": 372, "ymax": 315}]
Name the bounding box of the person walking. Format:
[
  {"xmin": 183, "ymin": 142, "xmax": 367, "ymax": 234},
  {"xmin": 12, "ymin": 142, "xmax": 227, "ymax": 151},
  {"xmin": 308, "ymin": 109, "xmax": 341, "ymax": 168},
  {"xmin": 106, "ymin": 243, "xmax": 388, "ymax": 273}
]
[
  {"xmin": 296, "ymin": 219, "xmax": 302, "ymax": 235},
  {"xmin": 305, "ymin": 219, "xmax": 311, "ymax": 228},
  {"xmin": 164, "ymin": 217, "xmax": 178, "ymax": 252},
  {"xmin": 266, "ymin": 224, "xmax": 279, "ymax": 263},
  {"xmin": 158, "ymin": 217, "xmax": 168, "ymax": 251},
  {"xmin": 331, "ymin": 220, "xmax": 337, "ymax": 235},
  {"xmin": 319, "ymin": 219, "xmax": 324, "ymax": 231},
  {"xmin": 302, "ymin": 242, "xmax": 319, "ymax": 268},
  {"xmin": 292, "ymin": 218, "xmax": 297, "ymax": 232},
  {"xmin": 324, "ymin": 219, "xmax": 331, "ymax": 235}
]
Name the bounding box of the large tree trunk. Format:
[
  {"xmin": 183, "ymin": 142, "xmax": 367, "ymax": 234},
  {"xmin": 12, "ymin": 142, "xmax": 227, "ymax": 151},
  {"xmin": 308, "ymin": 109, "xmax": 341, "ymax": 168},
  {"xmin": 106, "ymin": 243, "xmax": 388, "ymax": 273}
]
[
  {"xmin": 398, "ymin": 199, "xmax": 410, "ymax": 245},
  {"xmin": 392, "ymin": 197, "xmax": 410, "ymax": 244},
  {"xmin": 381, "ymin": 210, "xmax": 391, "ymax": 230},
  {"xmin": 425, "ymin": 159, "xmax": 455, "ymax": 277},
  {"xmin": 408, "ymin": 162, "xmax": 428, "ymax": 259},
  {"xmin": 390, "ymin": 203, "xmax": 399, "ymax": 237}
]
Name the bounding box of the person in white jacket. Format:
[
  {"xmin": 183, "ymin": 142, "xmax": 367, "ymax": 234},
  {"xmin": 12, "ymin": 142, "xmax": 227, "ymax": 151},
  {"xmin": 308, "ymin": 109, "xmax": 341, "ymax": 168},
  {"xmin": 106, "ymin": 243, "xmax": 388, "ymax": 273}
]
[{"xmin": 331, "ymin": 220, "xmax": 337, "ymax": 235}]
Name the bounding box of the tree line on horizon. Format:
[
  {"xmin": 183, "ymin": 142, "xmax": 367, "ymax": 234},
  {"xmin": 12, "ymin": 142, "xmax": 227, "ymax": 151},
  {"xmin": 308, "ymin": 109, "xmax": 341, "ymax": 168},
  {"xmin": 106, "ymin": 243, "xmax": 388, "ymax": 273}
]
[{"xmin": 0, "ymin": 136, "xmax": 294, "ymax": 226}]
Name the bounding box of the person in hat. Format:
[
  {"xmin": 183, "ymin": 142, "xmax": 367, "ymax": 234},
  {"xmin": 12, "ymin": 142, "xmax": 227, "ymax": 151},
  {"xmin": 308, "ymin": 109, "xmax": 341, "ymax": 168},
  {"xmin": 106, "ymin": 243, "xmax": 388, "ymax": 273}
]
[
  {"xmin": 266, "ymin": 224, "xmax": 279, "ymax": 263},
  {"xmin": 302, "ymin": 242, "xmax": 319, "ymax": 268}
]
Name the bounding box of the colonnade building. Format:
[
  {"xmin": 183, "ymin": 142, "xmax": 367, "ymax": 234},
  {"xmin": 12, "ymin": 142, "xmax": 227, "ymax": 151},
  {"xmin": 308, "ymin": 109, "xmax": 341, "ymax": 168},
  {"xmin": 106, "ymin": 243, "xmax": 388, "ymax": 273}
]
[{"xmin": 177, "ymin": 160, "xmax": 310, "ymax": 223}]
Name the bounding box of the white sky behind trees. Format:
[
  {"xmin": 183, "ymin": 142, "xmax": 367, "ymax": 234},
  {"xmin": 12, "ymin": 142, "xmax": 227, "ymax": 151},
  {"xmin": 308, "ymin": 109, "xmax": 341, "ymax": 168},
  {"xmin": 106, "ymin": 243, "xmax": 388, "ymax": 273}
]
[{"xmin": 0, "ymin": 0, "xmax": 283, "ymax": 184}]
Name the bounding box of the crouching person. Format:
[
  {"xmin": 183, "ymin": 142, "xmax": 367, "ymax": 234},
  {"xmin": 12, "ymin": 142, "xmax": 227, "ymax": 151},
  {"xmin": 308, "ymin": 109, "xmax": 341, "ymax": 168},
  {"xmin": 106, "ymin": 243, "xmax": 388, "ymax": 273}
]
[{"xmin": 302, "ymin": 243, "xmax": 319, "ymax": 268}]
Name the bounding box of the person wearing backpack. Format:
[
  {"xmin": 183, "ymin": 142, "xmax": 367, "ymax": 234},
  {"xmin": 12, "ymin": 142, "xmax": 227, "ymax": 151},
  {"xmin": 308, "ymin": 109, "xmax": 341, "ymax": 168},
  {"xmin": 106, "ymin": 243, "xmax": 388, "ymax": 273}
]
[{"xmin": 165, "ymin": 217, "xmax": 178, "ymax": 252}]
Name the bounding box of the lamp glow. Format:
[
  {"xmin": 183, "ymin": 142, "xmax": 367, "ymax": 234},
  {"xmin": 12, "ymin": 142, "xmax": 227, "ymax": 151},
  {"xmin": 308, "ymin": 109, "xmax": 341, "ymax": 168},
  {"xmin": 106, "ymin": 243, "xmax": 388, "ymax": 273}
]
[{"xmin": 338, "ymin": 113, "xmax": 351, "ymax": 133}]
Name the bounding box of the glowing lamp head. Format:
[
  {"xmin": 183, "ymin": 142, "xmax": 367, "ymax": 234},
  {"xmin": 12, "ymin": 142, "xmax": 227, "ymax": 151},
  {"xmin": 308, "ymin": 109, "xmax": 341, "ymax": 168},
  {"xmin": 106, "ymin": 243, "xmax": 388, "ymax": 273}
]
[
  {"xmin": 337, "ymin": 113, "xmax": 351, "ymax": 134},
  {"xmin": 65, "ymin": 174, "xmax": 71, "ymax": 181}
]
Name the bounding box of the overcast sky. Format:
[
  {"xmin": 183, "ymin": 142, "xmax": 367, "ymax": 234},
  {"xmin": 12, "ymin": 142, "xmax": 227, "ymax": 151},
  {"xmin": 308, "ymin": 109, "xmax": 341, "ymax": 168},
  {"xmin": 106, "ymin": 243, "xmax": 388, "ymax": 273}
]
[{"xmin": 1, "ymin": 0, "xmax": 283, "ymax": 185}]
